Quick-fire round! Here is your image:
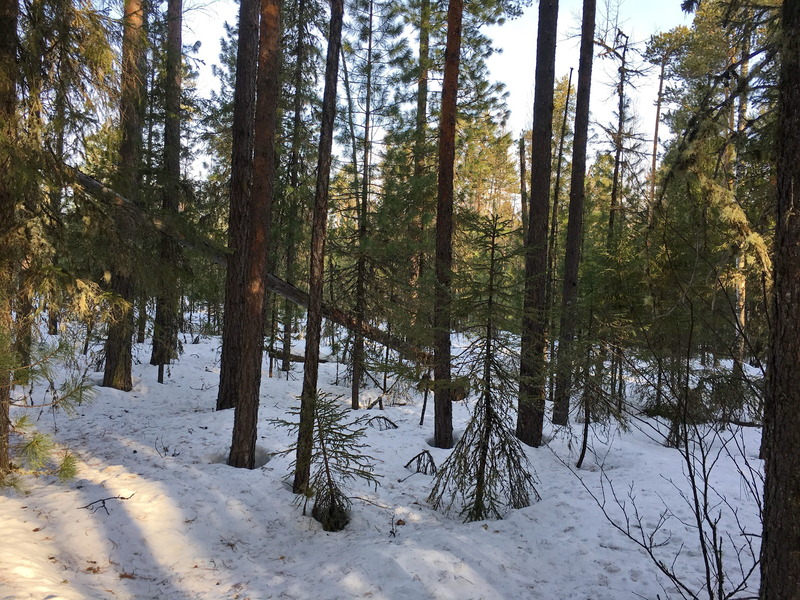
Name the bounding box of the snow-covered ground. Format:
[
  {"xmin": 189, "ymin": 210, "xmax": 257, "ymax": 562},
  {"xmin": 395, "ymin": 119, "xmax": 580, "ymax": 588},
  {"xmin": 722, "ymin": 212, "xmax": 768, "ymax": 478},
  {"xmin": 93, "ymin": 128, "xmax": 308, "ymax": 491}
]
[{"xmin": 1, "ymin": 333, "xmax": 763, "ymax": 599}]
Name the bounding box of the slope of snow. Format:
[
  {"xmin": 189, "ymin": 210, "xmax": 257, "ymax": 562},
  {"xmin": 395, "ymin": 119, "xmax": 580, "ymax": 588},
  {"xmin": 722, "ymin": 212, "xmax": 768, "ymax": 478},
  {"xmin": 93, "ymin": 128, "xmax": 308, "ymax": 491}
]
[{"xmin": 1, "ymin": 335, "xmax": 763, "ymax": 599}]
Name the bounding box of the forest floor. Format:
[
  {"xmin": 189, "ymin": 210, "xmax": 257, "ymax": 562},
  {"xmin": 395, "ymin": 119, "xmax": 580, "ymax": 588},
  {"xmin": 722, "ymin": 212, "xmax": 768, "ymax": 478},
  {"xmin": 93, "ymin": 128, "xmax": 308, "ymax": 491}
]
[{"xmin": 1, "ymin": 331, "xmax": 763, "ymax": 599}]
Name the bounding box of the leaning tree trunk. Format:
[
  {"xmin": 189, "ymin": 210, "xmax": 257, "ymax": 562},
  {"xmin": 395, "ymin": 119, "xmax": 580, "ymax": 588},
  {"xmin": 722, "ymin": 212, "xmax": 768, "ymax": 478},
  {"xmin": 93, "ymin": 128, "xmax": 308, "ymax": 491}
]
[
  {"xmin": 431, "ymin": 0, "xmax": 464, "ymax": 450},
  {"xmin": 103, "ymin": 0, "xmax": 147, "ymax": 391},
  {"xmin": 552, "ymin": 0, "xmax": 595, "ymax": 427},
  {"xmin": 517, "ymin": 0, "xmax": 559, "ymax": 447},
  {"xmin": 227, "ymin": 0, "xmax": 281, "ymax": 470},
  {"xmin": 293, "ymin": 0, "xmax": 344, "ymax": 494},
  {"xmin": 150, "ymin": 0, "xmax": 183, "ymax": 381},
  {"xmin": 760, "ymin": 1, "xmax": 800, "ymax": 597},
  {"xmin": 216, "ymin": 0, "xmax": 259, "ymax": 411}
]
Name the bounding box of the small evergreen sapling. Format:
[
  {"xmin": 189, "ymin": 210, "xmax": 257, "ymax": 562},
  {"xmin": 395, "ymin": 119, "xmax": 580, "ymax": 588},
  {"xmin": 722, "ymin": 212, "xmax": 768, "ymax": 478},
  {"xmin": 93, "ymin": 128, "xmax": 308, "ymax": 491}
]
[
  {"xmin": 3, "ymin": 332, "xmax": 93, "ymax": 484},
  {"xmin": 276, "ymin": 393, "xmax": 380, "ymax": 531},
  {"xmin": 427, "ymin": 387, "xmax": 540, "ymax": 522},
  {"xmin": 428, "ymin": 214, "xmax": 539, "ymax": 521}
]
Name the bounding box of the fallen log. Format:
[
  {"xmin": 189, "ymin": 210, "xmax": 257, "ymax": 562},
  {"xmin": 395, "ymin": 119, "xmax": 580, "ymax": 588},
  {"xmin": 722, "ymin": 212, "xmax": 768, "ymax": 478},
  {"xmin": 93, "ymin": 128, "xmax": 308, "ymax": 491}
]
[
  {"xmin": 67, "ymin": 166, "xmax": 433, "ymax": 366},
  {"xmin": 267, "ymin": 348, "xmax": 328, "ymax": 364}
]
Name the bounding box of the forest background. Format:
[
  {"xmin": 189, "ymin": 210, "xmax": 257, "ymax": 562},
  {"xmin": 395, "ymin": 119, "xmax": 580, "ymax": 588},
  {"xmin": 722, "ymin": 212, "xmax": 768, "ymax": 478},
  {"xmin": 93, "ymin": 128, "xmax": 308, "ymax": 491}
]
[{"xmin": 1, "ymin": 0, "xmax": 799, "ymax": 597}]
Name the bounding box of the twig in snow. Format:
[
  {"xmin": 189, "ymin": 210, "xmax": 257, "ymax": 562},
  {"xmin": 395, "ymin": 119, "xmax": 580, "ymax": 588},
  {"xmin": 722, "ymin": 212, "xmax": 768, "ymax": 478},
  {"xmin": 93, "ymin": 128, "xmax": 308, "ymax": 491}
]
[{"xmin": 78, "ymin": 493, "xmax": 135, "ymax": 515}]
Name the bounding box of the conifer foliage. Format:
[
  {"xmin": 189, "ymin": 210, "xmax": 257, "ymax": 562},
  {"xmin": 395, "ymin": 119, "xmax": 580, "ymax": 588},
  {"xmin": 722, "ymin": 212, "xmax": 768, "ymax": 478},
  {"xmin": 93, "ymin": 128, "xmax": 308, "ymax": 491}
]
[
  {"xmin": 429, "ymin": 214, "xmax": 539, "ymax": 521},
  {"xmin": 276, "ymin": 393, "xmax": 379, "ymax": 532}
]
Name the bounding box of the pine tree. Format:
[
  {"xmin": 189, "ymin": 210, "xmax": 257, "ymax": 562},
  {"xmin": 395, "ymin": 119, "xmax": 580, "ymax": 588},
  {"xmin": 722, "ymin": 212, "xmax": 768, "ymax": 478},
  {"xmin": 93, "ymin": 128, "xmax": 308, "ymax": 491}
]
[
  {"xmin": 338, "ymin": 0, "xmax": 408, "ymax": 409},
  {"xmin": 552, "ymin": 0, "xmax": 596, "ymax": 426},
  {"xmin": 0, "ymin": 0, "xmax": 18, "ymax": 476},
  {"xmin": 149, "ymin": 0, "xmax": 183, "ymax": 382},
  {"xmin": 227, "ymin": 0, "xmax": 282, "ymax": 470},
  {"xmin": 294, "ymin": 0, "xmax": 345, "ymax": 494},
  {"xmin": 274, "ymin": 0, "xmax": 321, "ymax": 377},
  {"xmin": 430, "ymin": 213, "xmax": 538, "ymax": 521},
  {"xmin": 431, "ymin": 0, "xmax": 464, "ymax": 450},
  {"xmin": 216, "ymin": 0, "xmax": 259, "ymax": 412},
  {"xmin": 760, "ymin": 1, "xmax": 800, "ymax": 595},
  {"xmin": 517, "ymin": 0, "xmax": 558, "ymax": 447},
  {"xmin": 102, "ymin": 0, "xmax": 148, "ymax": 392}
]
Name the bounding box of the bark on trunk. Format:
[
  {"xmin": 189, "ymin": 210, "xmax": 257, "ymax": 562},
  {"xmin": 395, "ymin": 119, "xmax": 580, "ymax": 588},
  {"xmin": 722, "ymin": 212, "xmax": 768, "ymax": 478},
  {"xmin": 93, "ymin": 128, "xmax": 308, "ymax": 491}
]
[
  {"xmin": 517, "ymin": 0, "xmax": 559, "ymax": 447},
  {"xmin": 552, "ymin": 0, "xmax": 595, "ymax": 426},
  {"xmin": 228, "ymin": 0, "xmax": 281, "ymax": 469},
  {"xmin": 216, "ymin": 0, "xmax": 259, "ymax": 411},
  {"xmin": 103, "ymin": 0, "xmax": 147, "ymax": 391},
  {"xmin": 760, "ymin": 2, "xmax": 800, "ymax": 596},
  {"xmin": 0, "ymin": 0, "xmax": 18, "ymax": 476},
  {"xmin": 293, "ymin": 0, "xmax": 344, "ymax": 493},
  {"xmin": 150, "ymin": 0, "xmax": 183, "ymax": 376},
  {"xmin": 432, "ymin": 0, "xmax": 464, "ymax": 450}
]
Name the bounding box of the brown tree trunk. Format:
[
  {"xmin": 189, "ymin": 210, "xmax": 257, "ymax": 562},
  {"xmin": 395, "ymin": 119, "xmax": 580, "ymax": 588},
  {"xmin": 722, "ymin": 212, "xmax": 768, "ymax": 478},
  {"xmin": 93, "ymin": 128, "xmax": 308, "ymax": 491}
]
[
  {"xmin": 150, "ymin": 0, "xmax": 183, "ymax": 378},
  {"xmin": 228, "ymin": 0, "xmax": 281, "ymax": 469},
  {"xmin": 0, "ymin": 0, "xmax": 18, "ymax": 476},
  {"xmin": 103, "ymin": 0, "xmax": 147, "ymax": 392},
  {"xmin": 552, "ymin": 0, "xmax": 595, "ymax": 426},
  {"xmin": 293, "ymin": 0, "xmax": 344, "ymax": 493},
  {"xmin": 760, "ymin": 2, "xmax": 800, "ymax": 596},
  {"xmin": 432, "ymin": 0, "xmax": 464, "ymax": 450},
  {"xmin": 517, "ymin": 0, "xmax": 559, "ymax": 447},
  {"xmin": 216, "ymin": 0, "xmax": 259, "ymax": 411}
]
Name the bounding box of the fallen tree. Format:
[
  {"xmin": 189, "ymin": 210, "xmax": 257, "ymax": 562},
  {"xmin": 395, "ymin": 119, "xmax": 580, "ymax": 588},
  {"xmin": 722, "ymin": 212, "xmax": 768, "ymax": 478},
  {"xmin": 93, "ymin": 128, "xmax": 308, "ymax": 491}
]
[{"xmin": 66, "ymin": 165, "xmax": 433, "ymax": 366}]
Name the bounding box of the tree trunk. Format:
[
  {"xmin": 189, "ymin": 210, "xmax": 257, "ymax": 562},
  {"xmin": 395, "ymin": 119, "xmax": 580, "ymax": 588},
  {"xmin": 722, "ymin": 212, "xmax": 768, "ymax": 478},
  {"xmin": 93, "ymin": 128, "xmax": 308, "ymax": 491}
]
[
  {"xmin": 409, "ymin": 0, "xmax": 431, "ymax": 301},
  {"xmin": 732, "ymin": 23, "xmax": 750, "ymax": 380},
  {"xmin": 650, "ymin": 58, "xmax": 666, "ymax": 207},
  {"xmin": 281, "ymin": 0, "xmax": 307, "ymax": 376},
  {"xmin": 216, "ymin": 0, "xmax": 259, "ymax": 411},
  {"xmin": 136, "ymin": 294, "xmax": 147, "ymax": 344},
  {"xmin": 0, "ymin": 0, "xmax": 18, "ymax": 476},
  {"xmin": 607, "ymin": 30, "xmax": 628, "ymax": 247},
  {"xmin": 351, "ymin": 0, "xmax": 375, "ymax": 410},
  {"xmin": 103, "ymin": 0, "xmax": 147, "ymax": 391},
  {"xmin": 228, "ymin": 0, "xmax": 280, "ymax": 470},
  {"xmin": 546, "ymin": 68, "xmax": 573, "ymax": 405},
  {"xmin": 519, "ymin": 136, "xmax": 529, "ymax": 240},
  {"xmin": 517, "ymin": 0, "xmax": 559, "ymax": 447},
  {"xmin": 150, "ymin": 0, "xmax": 183, "ymax": 378},
  {"xmin": 432, "ymin": 0, "xmax": 464, "ymax": 450},
  {"xmin": 760, "ymin": 2, "xmax": 800, "ymax": 597},
  {"xmin": 293, "ymin": 0, "xmax": 343, "ymax": 493}
]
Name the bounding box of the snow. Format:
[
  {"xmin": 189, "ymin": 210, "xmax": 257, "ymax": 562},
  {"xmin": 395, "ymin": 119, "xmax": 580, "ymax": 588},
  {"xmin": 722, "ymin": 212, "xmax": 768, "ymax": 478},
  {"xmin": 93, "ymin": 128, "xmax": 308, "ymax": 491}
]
[{"xmin": 1, "ymin": 334, "xmax": 763, "ymax": 599}]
